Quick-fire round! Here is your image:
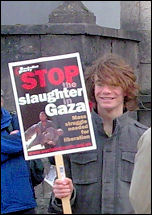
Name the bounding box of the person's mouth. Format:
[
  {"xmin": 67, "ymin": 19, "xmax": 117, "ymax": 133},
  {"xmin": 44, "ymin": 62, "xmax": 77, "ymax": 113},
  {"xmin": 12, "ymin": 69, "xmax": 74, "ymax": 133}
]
[{"xmin": 101, "ymin": 97, "xmax": 114, "ymax": 100}]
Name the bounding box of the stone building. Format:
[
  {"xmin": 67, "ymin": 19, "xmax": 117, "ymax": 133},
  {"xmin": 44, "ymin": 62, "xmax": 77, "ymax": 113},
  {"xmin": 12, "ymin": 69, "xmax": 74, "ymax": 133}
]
[{"xmin": 120, "ymin": 1, "xmax": 151, "ymax": 127}]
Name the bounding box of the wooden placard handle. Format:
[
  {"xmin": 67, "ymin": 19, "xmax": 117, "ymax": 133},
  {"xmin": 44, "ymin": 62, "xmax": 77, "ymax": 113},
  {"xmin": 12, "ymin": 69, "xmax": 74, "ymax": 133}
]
[{"xmin": 55, "ymin": 154, "xmax": 72, "ymax": 214}]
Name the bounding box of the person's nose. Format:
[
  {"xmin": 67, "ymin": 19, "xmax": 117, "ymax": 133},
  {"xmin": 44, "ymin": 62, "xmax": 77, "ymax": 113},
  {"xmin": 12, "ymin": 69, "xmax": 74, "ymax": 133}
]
[{"xmin": 102, "ymin": 85, "xmax": 112, "ymax": 94}]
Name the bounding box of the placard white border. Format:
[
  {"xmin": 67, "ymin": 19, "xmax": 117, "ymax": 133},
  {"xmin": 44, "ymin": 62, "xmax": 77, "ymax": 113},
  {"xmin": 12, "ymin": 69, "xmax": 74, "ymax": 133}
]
[{"xmin": 8, "ymin": 53, "xmax": 96, "ymax": 160}]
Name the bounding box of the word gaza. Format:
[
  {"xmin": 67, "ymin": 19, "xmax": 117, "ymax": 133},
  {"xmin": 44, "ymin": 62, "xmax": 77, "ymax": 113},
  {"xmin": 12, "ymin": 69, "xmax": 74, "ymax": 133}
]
[{"xmin": 45, "ymin": 102, "xmax": 86, "ymax": 116}]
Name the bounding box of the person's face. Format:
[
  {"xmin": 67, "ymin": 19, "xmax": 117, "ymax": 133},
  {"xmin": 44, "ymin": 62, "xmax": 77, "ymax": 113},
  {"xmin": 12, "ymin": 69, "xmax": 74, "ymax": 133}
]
[
  {"xmin": 39, "ymin": 112, "xmax": 47, "ymax": 121},
  {"xmin": 57, "ymin": 129, "xmax": 64, "ymax": 136},
  {"xmin": 94, "ymin": 80, "xmax": 125, "ymax": 112}
]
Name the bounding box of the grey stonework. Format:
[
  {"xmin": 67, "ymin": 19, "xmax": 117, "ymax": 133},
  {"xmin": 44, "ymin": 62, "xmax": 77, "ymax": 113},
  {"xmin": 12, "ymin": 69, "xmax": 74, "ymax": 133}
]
[
  {"xmin": 49, "ymin": 1, "xmax": 96, "ymax": 24},
  {"xmin": 1, "ymin": 28, "xmax": 142, "ymax": 113},
  {"xmin": 1, "ymin": 2, "xmax": 151, "ymax": 214},
  {"xmin": 120, "ymin": 1, "xmax": 151, "ymax": 31},
  {"xmin": 120, "ymin": 1, "xmax": 151, "ymax": 127}
]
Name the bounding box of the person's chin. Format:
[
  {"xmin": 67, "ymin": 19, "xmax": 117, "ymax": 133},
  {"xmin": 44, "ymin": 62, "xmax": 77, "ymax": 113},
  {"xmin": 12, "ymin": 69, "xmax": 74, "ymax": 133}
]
[{"xmin": 100, "ymin": 104, "xmax": 115, "ymax": 110}]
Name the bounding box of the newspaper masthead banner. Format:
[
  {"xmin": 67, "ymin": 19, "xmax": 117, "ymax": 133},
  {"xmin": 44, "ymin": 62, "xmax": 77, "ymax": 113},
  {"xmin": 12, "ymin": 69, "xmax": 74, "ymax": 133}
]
[{"xmin": 8, "ymin": 52, "xmax": 96, "ymax": 160}]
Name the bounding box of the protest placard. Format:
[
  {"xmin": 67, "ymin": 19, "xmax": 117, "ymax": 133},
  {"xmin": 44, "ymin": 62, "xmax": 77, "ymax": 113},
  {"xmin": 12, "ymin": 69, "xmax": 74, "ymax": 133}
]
[{"xmin": 8, "ymin": 53, "xmax": 96, "ymax": 161}]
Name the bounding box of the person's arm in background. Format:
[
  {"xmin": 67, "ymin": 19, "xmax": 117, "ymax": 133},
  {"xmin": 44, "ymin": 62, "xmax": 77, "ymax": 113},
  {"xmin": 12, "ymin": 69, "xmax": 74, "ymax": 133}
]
[
  {"xmin": 11, "ymin": 112, "xmax": 20, "ymax": 130},
  {"xmin": 129, "ymin": 127, "xmax": 151, "ymax": 214},
  {"xmin": 1, "ymin": 131, "xmax": 23, "ymax": 163}
]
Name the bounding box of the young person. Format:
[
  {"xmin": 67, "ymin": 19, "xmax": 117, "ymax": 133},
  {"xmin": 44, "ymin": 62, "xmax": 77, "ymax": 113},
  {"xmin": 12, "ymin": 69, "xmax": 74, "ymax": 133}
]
[
  {"xmin": 48, "ymin": 54, "xmax": 148, "ymax": 214},
  {"xmin": 1, "ymin": 89, "xmax": 37, "ymax": 214}
]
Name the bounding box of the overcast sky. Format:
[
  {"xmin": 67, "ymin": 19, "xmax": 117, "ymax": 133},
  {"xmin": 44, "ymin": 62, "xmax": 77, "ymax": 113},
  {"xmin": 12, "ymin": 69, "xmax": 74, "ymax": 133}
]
[{"xmin": 1, "ymin": 1, "xmax": 120, "ymax": 29}]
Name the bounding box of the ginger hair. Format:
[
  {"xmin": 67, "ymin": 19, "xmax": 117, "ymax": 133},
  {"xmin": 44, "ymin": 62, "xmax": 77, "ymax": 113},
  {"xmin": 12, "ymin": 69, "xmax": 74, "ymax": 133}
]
[{"xmin": 85, "ymin": 53, "xmax": 139, "ymax": 111}]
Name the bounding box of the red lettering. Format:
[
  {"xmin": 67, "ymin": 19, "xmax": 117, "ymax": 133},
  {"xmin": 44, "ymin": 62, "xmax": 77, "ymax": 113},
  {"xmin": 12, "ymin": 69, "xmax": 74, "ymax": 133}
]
[
  {"xmin": 64, "ymin": 65, "xmax": 79, "ymax": 83},
  {"xmin": 21, "ymin": 72, "xmax": 37, "ymax": 90},
  {"xmin": 35, "ymin": 69, "xmax": 47, "ymax": 87},
  {"xmin": 48, "ymin": 68, "xmax": 64, "ymax": 85},
  {"xmin": 20, "ymin": 65, "xmax": 79, "ymax": 90}
]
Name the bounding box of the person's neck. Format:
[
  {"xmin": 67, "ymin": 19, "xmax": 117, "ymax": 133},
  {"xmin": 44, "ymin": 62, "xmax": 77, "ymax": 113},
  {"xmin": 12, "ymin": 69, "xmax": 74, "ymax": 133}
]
[
  {"xmin": 42, "ymin": 121, "xmax": 46, "ymax": 126},
  {"xmin": 97, "ymin": 106, "xmax": 123, "ymax": 136}
]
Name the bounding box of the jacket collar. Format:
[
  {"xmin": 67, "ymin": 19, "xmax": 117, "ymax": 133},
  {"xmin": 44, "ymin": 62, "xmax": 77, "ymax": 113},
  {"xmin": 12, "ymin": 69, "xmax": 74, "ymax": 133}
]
[{"xmin": 91, "ymin": 109, "xmax": 132, "ymax": 136}]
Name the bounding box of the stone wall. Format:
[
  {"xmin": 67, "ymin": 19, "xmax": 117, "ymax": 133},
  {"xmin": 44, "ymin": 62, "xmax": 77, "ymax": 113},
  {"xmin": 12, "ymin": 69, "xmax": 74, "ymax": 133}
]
[
  {"xmin": 1, "ymin": 25, "xmax": 142, "ymax": 116},
  {"xmin": 120, "ymin": 1, "xmax": 151, "ymax": 126}
]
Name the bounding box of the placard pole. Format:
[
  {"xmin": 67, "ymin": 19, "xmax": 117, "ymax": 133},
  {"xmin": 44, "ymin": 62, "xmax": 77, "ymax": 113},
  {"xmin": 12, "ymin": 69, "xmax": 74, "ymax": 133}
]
[{"xmin": 55, "ymin": 154, "xmax": 72, "ymax": 214}]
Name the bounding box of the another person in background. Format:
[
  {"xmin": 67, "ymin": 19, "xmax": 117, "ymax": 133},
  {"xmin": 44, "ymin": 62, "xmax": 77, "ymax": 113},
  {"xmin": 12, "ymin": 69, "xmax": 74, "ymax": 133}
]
[
  {"xmin": 48, "ymin": 53, "xmax": 148, "ymax": 214},
  {"xmin": 129, "ymin": 127, "xmax": 151, "ymax": 214},
  {"xmin": 1, "ymin": 89, "xmax": 37, "ymax": 214}
]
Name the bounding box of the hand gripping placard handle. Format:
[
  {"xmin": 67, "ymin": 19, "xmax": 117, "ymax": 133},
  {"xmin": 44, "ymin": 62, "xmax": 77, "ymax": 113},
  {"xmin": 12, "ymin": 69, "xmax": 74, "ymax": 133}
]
[{"xmin": 55, "ymin": 154, "xmax": 72, "ymax": 214}]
